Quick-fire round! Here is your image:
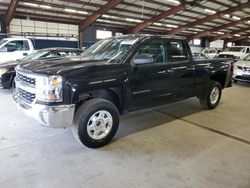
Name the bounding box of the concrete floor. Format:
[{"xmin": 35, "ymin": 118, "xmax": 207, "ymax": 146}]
[{"xmin": 0, "ymin": 83, "xmax": 250, "ymax": 188}]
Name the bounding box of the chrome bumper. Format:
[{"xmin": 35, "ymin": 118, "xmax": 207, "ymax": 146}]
[{"xmin": 13, "ymin": 91, "xmax": 75, "ymax": 128}]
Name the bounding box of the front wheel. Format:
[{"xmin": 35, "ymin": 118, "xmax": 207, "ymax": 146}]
[
  {"xmin": 199, "ymin": 81, "xmax": 222, "ymax": 109},
  {"xmin": 72, "ymin": 98, "xmax": 119, "ymax": 148}
]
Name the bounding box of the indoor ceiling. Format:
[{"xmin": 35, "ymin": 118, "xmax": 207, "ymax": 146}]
[{"xmin": 0, "ymin": 0, "xmax": 250, "ymax": 41}]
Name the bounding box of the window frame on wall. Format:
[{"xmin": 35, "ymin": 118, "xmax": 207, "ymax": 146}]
[{"xmin": 96, "ymin": 30, "xmax": 112, "ymax": 40}]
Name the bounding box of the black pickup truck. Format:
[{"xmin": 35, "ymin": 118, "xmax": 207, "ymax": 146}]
[{"xmin": 13, "ymin": 35, "xmax": 233, "ymax": 148}]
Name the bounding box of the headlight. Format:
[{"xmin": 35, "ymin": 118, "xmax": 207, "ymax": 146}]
[
  {"xmin": 36, "ymin": 76, "xmax": 63, "ymax": 102},
  {"xmin": 0, "ymin": 68, "xmax": 8, "ymax": 76}
]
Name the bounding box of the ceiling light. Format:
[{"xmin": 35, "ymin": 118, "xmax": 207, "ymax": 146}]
[
  {"xmin": 125, "ymin": 18, "xmax": 142, "ymax": 23},
  {"xmin": 64, "ymin": 8, "xmax": 77, "ymax": 13},
  {"xmin": 247, "ymin": 20, "xmax": 250, "ymax": 23},
  {"xmin": 154, "ymin": 23, "xmax": 162, "ymax": 26},
  {"xmin": 39, "ymin": 5, "xmax": 52, "ymax": 9},
  {"xmin": 232, "ymin": 16, "xmax": 241, "ymax": 20},
  {"xmin": 234, "ymin": 34, "xmax": 241, "ymax": 37},
  {"xmin": 167, "ymin": 0, "xmax": 180, "ymax": 4},
  {"xmin": 205, "ymin": 9, "xmax": 216, "ymax": 14},
  {"xmin": 23, "ymin": 2, "xmax": 39, "ymax": 7},
  {"xmin": 166, "ymin": 24, "xmax": 178, "ymax": 28},
  {"xmin": 224, "ymin": 14, "xmax": 230, "ymax": 18},
  {"xmin": 102, "ymin": 15, "xmax": 111, "ymax": 18},
  {"xmin": 97, "ymin": 19, "xmax": 111, "ymax": 23},
  {"xmin": 216, "ymin": 32, "xmax": 224, "ymax": 35},
  {"xmin": 78, "ymin": 11, "xmax": 88, "ymax": 15}
]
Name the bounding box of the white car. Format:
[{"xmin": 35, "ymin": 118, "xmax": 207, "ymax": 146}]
[
  {"xmin": 219, "ymin": 46, "xmax": 250, "ymax": 60},
  {"xmin": 202, "ymin": 49, "xmax": 218, "ymax": 59},
  {"xmin": 0, "ymin": 38, "xmax": 35, "ymax": 64},
  {"xmin": 233, "ymin": 54, "xmax": 250, "ymax": 83}
]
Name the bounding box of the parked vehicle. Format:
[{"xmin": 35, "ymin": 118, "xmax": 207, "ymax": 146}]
[
  {"xmin": 0, "ymin": 38, "xmax": 36, "ymax": 64},
  {"xmin": 0, "ymin": 48, "xmax": 83, "ymax": 89},
  {"xmin": 217, "ymin": 54, "xmax": 236, "ymax": 63},
  {"xmin": 202, "ymin": 49, "xmax": 218, "ymax": 59},
  {"xmin": 233, "ymin": 54, "xmax": 250, "ymax": 83},
  {"xmin": 219, "ymin": 46, "xmax": 250, "ymax": 60},
  {"xmin": 192, "ymin": 52, "xmax": 208, "ymax": 60},
  {"xmin": 13, "ymin": 35, "xmax": 233, "ymax": 148}
]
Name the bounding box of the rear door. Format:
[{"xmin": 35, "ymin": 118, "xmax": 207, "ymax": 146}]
[
  {"xmin": 167, "ymin": 40, "xmax": 195, "ymax": 99},
  {"xmin": 128, "ymin": 38, "xmax": 174, "ymax": 110}
]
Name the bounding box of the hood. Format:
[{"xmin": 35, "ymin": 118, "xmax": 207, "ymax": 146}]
[
  {"xmin": 0, "ymin": 60, "xmax": 19, "ymax": 69},
  {"xmin": 19, "ymin": 56, "xmax": 110, "ymax": 75},
  {"xmin": 235, "ymin": 60, "xmax": 250, "ymax": 68}
]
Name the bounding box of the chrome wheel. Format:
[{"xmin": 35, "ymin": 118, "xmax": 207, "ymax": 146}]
[
  {"xmin": 87, "ymin": 110, "xmax": 113, "ymax": 140},
  {"xmin": 210, "ymin": 87, "xmax": 219, "ymax": 105}
]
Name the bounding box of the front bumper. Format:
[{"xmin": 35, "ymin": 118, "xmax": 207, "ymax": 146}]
[
  {"xmin": 233, "ymin": 68, "xmax": 250, "ymax": 83},
  {"xmin": 13, "ymin": 91, "xmax": 75, "ymax": 128}
]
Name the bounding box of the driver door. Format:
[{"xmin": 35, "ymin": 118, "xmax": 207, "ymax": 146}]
[
  {"xmin": 0, "ymin": 40, "xmax": 30, "ymax": 62},
  {"xmin": 128, "ymin": 38, "xmax": 174, "ymax": 110}
]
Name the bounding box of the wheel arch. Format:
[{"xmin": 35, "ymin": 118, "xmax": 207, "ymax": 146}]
[{"xmin": 75, "ymin": 88, "xmax": 124, "ymax": 114}]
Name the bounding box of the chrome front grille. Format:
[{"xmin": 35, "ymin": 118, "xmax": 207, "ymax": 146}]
[
  {"xmin": 15, "ymin": 67, "xmax": 37, "ymax": 105},
  {"xmin": 17, "ymin": 88, "xmax": 36, "ymax": 104},
  {"xmin": 16, "ymin": 72, "xmax": 36, "ymax": 86}
]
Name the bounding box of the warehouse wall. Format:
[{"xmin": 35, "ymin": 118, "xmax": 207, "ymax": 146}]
[{"xmin": 10, "ymin": 18, "xmax": 78, "ymax": 40}]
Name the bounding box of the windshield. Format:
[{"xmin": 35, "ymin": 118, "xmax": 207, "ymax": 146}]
[
  {"xmin": 81, "ymin": 37, "xmax": 139, "ymax": 63},
  {"xmin": 243, "ymin": 54, "xmax": 250, "ymax": 61},
  {"xmin": 224, "ymin": 47, "xmax": 244, "ymax": 52},
  {"xmin": 21, "ymin": 50, "xmax": 49, "ymax": 61}
]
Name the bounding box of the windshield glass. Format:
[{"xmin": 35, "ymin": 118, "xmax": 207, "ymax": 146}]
[
  {"xmin": 225, "ymin": 47, "xmax": 244, "ymax": 52},
  {"xmin": 21, "ymin": 50, "xmax": 49, "ymax": 61},
  {"xmin": 81, "ymin": 37, "xmax": 139, "ymax": 63},
  {"xmin": 243, "ymin": 54, "xmax": 250, "ymax": 61}
]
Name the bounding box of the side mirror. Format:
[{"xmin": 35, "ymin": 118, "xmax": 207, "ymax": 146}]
[{"xmin": 133, "ymin": 54, "xmax": 154, "ymax": 65}]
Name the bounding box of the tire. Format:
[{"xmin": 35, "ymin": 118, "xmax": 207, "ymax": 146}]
[
  {"xmin": 233, "ymin": 79, "xmax": 238, "ymax": 83},
  {"xmin": 11, "ymin": 79, "xmax": 16, "ymax": 91},
  {"xmin": 72, "ymin": 98, "xmax": 119, "ymax": 148},
  {"xmin": 199, "ymin": 81, "xmax": 222, "ymax": 109}
]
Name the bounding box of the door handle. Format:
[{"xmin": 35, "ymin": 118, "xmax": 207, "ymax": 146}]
[{"xmin": 23, "ymin": 53, "xmax": 28, "ymax": 56}]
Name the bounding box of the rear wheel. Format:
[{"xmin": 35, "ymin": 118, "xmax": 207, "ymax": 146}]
[
  {"xmin": 233, "ymin": 79, "xmax": 238, "ymax": 83},
  {"xmin": 72, "ymin": 98, "xmax": 119, "ymax": 148},
  {"xmin": 199, "ymin": 81, "xmax": 222, "ymax": 109}
]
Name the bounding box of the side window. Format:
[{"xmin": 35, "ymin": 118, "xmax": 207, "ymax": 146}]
[
  {"xmin": 168, "ymin": 41, "xmax": 189, "ymax": 62},
  {"xmin": 43, "ymin": 52, "xmax": 60, "ymax": 58},
  {"xmin": 246, "ymin": 48, "xmax": 250, "ymax": 53},
  {"xmin": 3, "ymin": 40, "xmax": 30, "ymax": 52},
  {"xmin": 135, "ymin": 40, "xmax": 167, "ymax": 64}
]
